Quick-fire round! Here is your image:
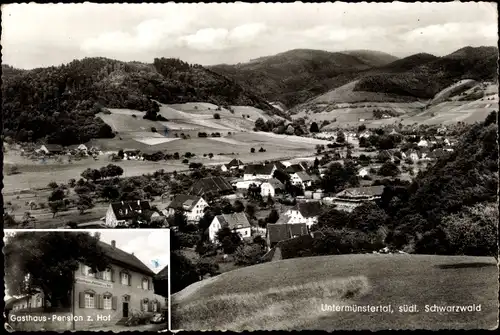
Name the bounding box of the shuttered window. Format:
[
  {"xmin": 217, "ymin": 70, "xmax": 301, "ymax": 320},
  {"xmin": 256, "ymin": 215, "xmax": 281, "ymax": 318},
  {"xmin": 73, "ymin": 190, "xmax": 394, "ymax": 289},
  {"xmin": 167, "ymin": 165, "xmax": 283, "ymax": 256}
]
[
  {"xmin": 103, "ymin": 295, "xmax": 112, "ymax": 310},
  {"xmin": 85, "ymin": 293, "xmax": 95, "ymax": 308},
  {"xmin": 102, "ymin": 268, "xmax": 112, "ymax": 281},
  {"xmin": 142, "ymin": 278, "xmax": 148, "ymax": 290}
]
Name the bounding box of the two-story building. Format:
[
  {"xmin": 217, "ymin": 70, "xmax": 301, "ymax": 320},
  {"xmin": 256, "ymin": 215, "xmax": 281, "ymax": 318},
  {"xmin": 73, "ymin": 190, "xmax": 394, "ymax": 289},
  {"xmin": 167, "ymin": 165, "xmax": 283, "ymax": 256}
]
[
  {"xmin": 208, "ymin": 212, "xmax": 252, "ymax": 243},
  {"xmin": 290, "ymin": 171, "xmax": 314, "ymax": 188},
  {"xmin": 8, "ymin": 239, "xmax": 166, "ymax": 331},
  {"xmin": 105, "ymin": 200, "xmax": 152, "ymax": 227},
  {"xmin": 166, "ymin": 195, "xmax": 208, "ymax": 223},
  {"xmin": 72, "ymin": 239, "xmax": 166, "ymax": 329},
  {"xmin": 220, "ymin": 158, "xmax": 245, "ymax": 172},
  {"xmin": 243, "ymin": 163, "xmax": 276, "ymax": 181},
  {"xmin": 284, "ymin": 201, "xmax": 322, "ymax": 228},
  {"xmin": 260, "ymin": 178, "xmax": 284, "ymax": 197}
]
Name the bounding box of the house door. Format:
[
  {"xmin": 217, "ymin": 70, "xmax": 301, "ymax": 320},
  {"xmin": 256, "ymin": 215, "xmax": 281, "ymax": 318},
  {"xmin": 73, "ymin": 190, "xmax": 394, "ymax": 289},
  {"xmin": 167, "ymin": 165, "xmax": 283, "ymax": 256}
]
[{"xmin": 122, "ymin": 302, "xmax": 129, "ymax": 317}]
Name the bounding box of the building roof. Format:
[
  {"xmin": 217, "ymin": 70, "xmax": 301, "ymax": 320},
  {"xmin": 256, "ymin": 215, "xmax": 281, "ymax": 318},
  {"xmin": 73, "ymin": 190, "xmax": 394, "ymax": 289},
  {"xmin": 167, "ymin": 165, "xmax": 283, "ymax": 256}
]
[
  {"xmin": 167, "ymin": 195, "xmax": 202, "ymax": 211},
  {"xmin": 42, "ymin": 144, "xmax": 63, "ymax": 152},
  {"xmin": 295, "ymin": 171, "xmax": 312, "ymax": 182},
  {"xmin": 227, "ymin": 158, "xmax": 244, "ymax": 167},
  {"xmin": 110, "ymin": 200, "xmax": 151, "ymax": 220},
  {"xmin": 262, "ymin": 178, "xmax": 284, "ymax": 189},
  {"xmin": 294, "ymin": 201, "xmax": 323, "ymax": 218},
  {"xmin": 266, "ymin": 223, "xmax": 309, "ymax": 244},
  {"xmin": 335, "ymin": 185, "xmax": 385, "ymax": 198},
  {"xmin": 244, "ymin": 163, "xmax": 276, "ymax": 175},
  {"xmin": 215, "ymin": 212, "xmax": 251, "ymax": 230},
  {"xmin": 274, "ymin": 214, "xmax": 292, "ymax": 225},
  {"xmin": 285, "ymin": 164, "xmax": 305, "ymax": 173},
  {"xmin": 98, "ymin": 240, "xmax": 155, "ymax": 276},
  {"xmin": 189, "ymin": 176, "xmax": 233, "ymax": 196}
]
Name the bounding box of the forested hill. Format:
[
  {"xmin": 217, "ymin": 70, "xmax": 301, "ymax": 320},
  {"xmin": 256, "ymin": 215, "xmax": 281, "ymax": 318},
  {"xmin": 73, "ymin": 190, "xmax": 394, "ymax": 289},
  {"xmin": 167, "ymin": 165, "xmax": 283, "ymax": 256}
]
[
  {"xmin": 2, "ymin": 57, "xmax": 282, "ymax": 146},
  {"xmin": 383, "ymin": 111, "xmax": 498, "ymax": 255},
  {"xmin": 210, "ymin": 49, "xmax": 399, "ymax": 109}
]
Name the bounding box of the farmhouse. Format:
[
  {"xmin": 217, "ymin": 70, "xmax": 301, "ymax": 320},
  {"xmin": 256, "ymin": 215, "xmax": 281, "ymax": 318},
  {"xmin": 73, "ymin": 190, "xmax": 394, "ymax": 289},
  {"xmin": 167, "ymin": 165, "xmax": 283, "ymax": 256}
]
[
  {"xmin": 189, "ymin": 176, "xmax": 234, "ymax": 198},
  {"xmin": 105, "ymin": 200, "xmax": 151, "ymax": 227},
  {"xmin": 329, "ymin": 185, "xmax": 384, "ymax": 212},
  {"xmin": 166, "ymin": 195, "xmax": 208, "ymax": 223},
  {"xmin": 221, "ymin": 158, "xmax": 245, "ymax": 172},
  {"xmin": 290, "ymin": 171, "xmax": 314, "ymax": 188},
  {"xmin": 285, "ymin": 163, "xmax": 306, "ymax": 174},
  {"xmin": 358, "ymin": 130, "xmax": 371, "ymax": 138},
  {"xmin": 266, "ymin": 222, "xmax": 309, "ymax": 249},
  {"xmin": 243, "ymin": 163, "xmax": 276, "ymax": 181},
  {"xmin": 284, "ymin": 201, "xmax": 322, "ymax": 228},
  {"xmin": 8, "ymin": 240, "xmax": 166, "ymax": 331},
  {"xmin": 260, "ymin": 178, "xmax": 284, "ymax": 197},
  {"xmin": 38, "ymin": 144, "xmax": 63, "ymax": 155},
  {"xmin": 208, "ymin": 212, "xmax": 252, "ymax": 243}
]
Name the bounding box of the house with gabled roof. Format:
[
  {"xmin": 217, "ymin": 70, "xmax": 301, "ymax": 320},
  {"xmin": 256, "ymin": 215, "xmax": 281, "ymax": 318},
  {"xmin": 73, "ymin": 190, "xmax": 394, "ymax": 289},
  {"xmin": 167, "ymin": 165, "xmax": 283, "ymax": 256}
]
[
  {"xmin": 166, "ymin": 195, "xmax": 208, "ymax": 223},
  {"xmin": 330, "ymin": 185, "xmax": 384, "ymax": 212},
  {"xmin": 105, "ymin": 200, "xmax": 151, "ymax": 227},
  {"xmin": 260, "ymin": 178, "xmax": 284, "ymax": 197},
  {"xmin": 265, "ymin": 222, "xmax": 309, "ymax": 249},
  {"xmin": 189, "ymin": 176, "xmax": 234, "ymax": 198},
  {"xmin": 284, "ymin": 201, "xmax": 323, "ymax": 228},
  {"xmin": 243, "ymin": 163, "xmax": 276, "ymax": 181},
  {"xmin": 220, "ymin": 158, "xmax": 245, "ymax": 172},
  {"xmin": 285, "ymin": 163, "xmax": 306, "ymax": 174},
  {"xmin": 290, "ymin": 171, "xmax": 314, "ymax": 188},
  {"xmin": 208, "ymin": 212, "xmax": 252, "ymax": 242},
  {"xmin": 38, "ymin": 144, "xmax": 64, "ymax": 155}
]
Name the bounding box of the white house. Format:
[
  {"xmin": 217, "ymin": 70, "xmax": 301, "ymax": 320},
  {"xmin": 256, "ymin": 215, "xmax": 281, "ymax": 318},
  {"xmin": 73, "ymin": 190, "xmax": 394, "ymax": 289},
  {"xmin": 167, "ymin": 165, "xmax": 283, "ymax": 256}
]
[
  {"xmin": 208, "ymin": 212, "xmax": 252, "ymax": 242},
  {"xmin": 105, "ymin": 200, "xmax": 151, "ymax": 227},
  {"xmin": 358, "ymin": 167, "xmax": 370, "ymax": 177},
  {"xmin": 166, "ymin": 195, "xmax": 208, "ymax": 223},
  {"xmin": 260, "ymin": 178, "xmax": 284, "ymax": 197},
  {"xmin": 284, "ymin": 201, "xmax": 322, "ymax": 228},
  {"xmin": 358, "ymin": 130, "xmax": 371, "ymax": 138},
  {"xmin": 290, "ymin": 171, "xmax": 314, "ymax": 188},
  {"xmin": 221, "ymin": 158, "xmax": 244, "ymax": 172},
  {"xmin": 243, "ymin": 163, "xmax": 276, "ymax": 181},
  {"xmin": 417, "ymin": 139, "xmax": 429, "ymax": 147}
]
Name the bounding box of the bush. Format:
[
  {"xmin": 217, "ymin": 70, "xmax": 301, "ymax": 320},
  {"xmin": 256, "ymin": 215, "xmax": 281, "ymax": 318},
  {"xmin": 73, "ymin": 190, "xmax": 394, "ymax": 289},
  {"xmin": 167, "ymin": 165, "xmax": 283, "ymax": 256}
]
[
  {"xmin": 182, "ymin": 159, "xmax": 189, "ymax": 164},
  {"xmin": 213, "ymin": 113, "xmax": 221, "ymax": 119},
  {"xmin": 250, "ymin": 148, "xmax": 255, "ymax": 153},
  {"xmin": 151, "ymin": 127, "xmax": 157, "ymax": 133}
]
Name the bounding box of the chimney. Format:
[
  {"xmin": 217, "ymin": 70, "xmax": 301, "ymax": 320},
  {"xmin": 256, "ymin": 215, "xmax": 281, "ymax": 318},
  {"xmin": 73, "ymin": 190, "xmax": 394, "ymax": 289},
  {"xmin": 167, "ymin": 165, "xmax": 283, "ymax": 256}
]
[{"xmin": 111, "ymin": 240, "xmax": 116, "ymax": 248}]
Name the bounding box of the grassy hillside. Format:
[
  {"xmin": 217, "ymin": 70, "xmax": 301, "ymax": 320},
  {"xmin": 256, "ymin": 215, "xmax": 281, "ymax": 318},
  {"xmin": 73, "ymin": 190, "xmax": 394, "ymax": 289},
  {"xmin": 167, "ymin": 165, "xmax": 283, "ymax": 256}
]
[
  {"xmin": 172, "ymin": 254, "xmax": 498, "ymax": 331},
  {"xmin": 2, "ymin": 57, "xmax": 283, "ymax": 146},
  {"xmin": 210, "ymin": 49, "xmax": 399, "ymax": 109}
]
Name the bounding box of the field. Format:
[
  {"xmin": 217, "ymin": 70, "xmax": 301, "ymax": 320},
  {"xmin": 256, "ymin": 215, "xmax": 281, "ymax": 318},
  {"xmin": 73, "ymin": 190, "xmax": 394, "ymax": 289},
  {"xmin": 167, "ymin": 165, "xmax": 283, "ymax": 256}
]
[{"xmin": 171, "ymin": 254, "xmax": 498, "ymax": 331}]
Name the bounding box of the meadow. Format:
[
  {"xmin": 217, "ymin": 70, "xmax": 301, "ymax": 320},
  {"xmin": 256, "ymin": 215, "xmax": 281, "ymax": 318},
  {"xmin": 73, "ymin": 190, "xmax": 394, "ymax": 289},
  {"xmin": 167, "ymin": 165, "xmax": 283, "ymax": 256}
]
[{"xmin": 171, "ymin": 254, "xmax": 498, "ymax": 331}]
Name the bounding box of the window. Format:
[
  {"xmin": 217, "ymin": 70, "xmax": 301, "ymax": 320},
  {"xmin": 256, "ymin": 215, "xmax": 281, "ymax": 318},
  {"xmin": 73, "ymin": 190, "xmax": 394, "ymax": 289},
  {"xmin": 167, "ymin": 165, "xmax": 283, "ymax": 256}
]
[
  {"xmin": 103, "ymin": 295, "xmax": 112, "ymax": 310},
  {"xmin": 84, "ymin": 265, "xmax": 95, "ymax": 277},
  {"xmin": 121, "ymin": 272, "xmax": 129, "ymax": 285},
  {"xmin": 142, "ymin": 301, "xmax": 148, "ymax": 311},
  {"xmin": 142, "ymin": 278, "xmax": 148, "ymax": 290},
  {"xmin": 102, "ymin": 268, "xmax": 112, "ymax": 281},
  {"xmin": 152, "ymin": 302, "xmax": 158, "ymax": 312},
  {"xmin": 85, "ymin": 293, "xmax": 95, "ymax": 308}
]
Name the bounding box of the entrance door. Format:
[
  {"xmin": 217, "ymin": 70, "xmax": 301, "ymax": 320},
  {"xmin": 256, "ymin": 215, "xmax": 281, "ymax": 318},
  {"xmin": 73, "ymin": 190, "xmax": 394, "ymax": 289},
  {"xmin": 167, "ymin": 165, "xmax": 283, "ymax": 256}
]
[{"xmin": 122, "ymin": 302, "xmax": 129, "ymax": 317}]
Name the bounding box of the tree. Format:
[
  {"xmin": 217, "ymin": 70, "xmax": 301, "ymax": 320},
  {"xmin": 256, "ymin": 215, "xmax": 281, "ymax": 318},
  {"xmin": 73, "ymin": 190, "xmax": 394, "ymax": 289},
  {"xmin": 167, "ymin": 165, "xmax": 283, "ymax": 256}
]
[
  {"xmin": 173, "ymin": 210, "xmax": 188, "ymax": 232},
  {"xmin": 48, "ymin": 181, "xmax": 59, "ymax": 189},
  {"xmin": 336, "ymin": 131, "xmax": 345, "ymax": 143},
  {"xmin": 358, "ymin": 125, "xmax": 367, "ymax": 132},
  {"xmin": 4, "ymin": 232, "xmax": 109, "ymax": 308},
  {"xmin": 245, "ymin": 204, "xmax": 256, "ymax": 219},
  {"xmin": 68, "ymin": 179, "xmax": 76, "ymax": 188},
  {"xmin": 266, "ymin": 209, "xmax": 279, "ymax": 224},
  {"xmin": 48, "ymin": 188, "xmax": 65, "ymax": 202},
  {"xmin": 233, "ymin": 200, "xmax": 245, "ymax": 212},
  {"xmin": 100, "ymin": 185, "xmax": 120, "ymax": 201},
  {"xmin": 250, "ymin": 148, "xmax": 255, "ymax": 153},
  {"xmin": 213, "ymin": 113, "xmax": 220, "ymax": 119},
  {"xmin": 310, "ymin": 122, "xmax": 319, "ymax": 133},
  {"xmin": 74, "ymin": 185, "xmax": 91, "ymax": 195},
  {"xmin": 49, "ymin": 200, "xmax": 64, "ymax": 218},
  {"xmin": 77, "ymin": 194, "xmax": 94, "ymax": 215},
  {"xmin": 378, "ymin": 161, "xmax": 400, "ymax": 177},
  {"xmin": 216, "ymin": 227, "xmax": 242, "ymax": 254},
  {"xmin": 208, "ymin": 153, "xmax": 214, "ymax": 159},
  {"xmin": 266, "ymin": 195, "xmax": 275, "ymax": 207},
  {"xmin": 234, "ymin": 244, "xmax": 265, "ymax": 266}
]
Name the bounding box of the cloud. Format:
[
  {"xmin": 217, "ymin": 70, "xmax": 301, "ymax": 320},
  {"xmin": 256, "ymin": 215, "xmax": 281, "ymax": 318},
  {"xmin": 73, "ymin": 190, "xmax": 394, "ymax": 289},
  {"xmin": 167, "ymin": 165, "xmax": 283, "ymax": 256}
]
[
  {"xmin": 1, "ymin": 2, "xmax": 497, "ymax": 69},
  {"xmin": 178, "ymin": 22, "xmax": 267, "ymax": 51}
]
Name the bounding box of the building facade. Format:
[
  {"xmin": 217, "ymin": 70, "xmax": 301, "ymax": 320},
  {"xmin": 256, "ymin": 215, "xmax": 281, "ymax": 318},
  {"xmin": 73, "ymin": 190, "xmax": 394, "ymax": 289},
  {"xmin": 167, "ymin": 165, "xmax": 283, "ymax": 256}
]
[{"xmin": 166, "ymin": 195, "xmax": 208, "ymax": 222}]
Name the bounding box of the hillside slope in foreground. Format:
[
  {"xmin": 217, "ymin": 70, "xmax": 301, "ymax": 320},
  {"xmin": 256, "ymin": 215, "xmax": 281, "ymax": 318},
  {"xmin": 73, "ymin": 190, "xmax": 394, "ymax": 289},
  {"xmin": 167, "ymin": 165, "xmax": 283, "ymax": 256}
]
[{"xmin": 171, "ymin": 254, "xmax": 498, "ymax": 331}]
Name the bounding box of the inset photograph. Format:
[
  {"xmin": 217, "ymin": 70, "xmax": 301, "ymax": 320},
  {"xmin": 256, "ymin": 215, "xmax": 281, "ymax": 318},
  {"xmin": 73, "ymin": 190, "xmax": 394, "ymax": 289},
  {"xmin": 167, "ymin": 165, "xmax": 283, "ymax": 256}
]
[{"xmin": 4, "ymin": 229, "xmax": 170, "ymax": 332}]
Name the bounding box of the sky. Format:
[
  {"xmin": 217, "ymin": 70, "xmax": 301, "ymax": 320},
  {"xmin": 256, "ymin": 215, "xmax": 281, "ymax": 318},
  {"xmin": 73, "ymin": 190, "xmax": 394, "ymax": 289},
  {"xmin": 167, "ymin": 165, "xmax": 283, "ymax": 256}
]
[
  {"xmin": 1, "ymin": 2, "xmax": 497, "ymax": 69},
  {"xmin": 4, "ymin": 229, "xmax": 169, "ymax": 300}
]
